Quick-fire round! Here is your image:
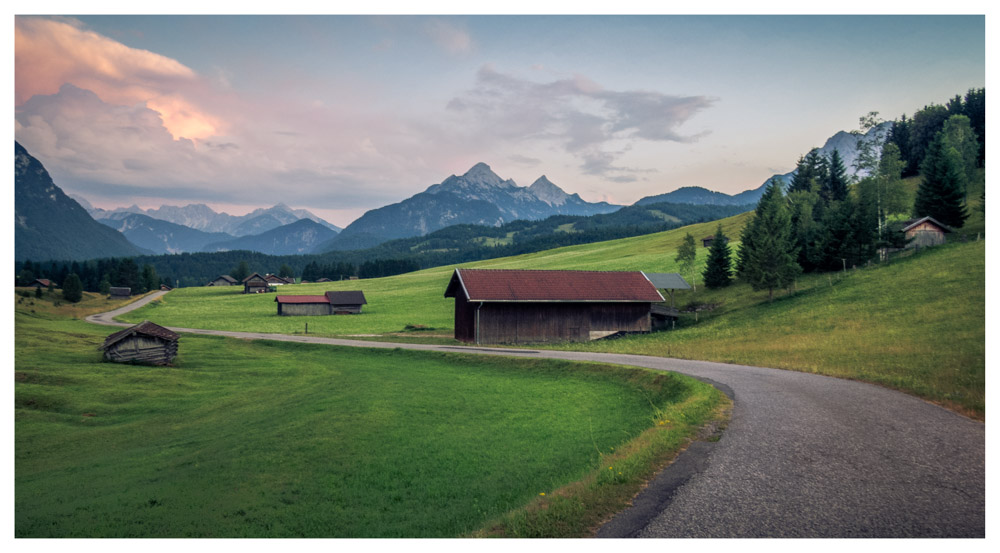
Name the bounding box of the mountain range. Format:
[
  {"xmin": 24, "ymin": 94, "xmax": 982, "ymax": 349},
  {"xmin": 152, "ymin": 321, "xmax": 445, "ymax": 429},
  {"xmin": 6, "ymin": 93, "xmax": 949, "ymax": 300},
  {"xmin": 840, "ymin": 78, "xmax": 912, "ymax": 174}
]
[
  {"xmin": 83, "ymin": 202, "xmax": 341, "ymax": 236},
  {"xmin": 321, "ymin": 163, "xmax": 620, "ymax": 250}
]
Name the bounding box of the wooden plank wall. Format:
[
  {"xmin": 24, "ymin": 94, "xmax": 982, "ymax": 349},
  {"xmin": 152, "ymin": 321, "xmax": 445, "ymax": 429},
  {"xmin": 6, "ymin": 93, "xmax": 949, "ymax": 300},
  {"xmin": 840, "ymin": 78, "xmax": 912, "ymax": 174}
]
[{"xmin": 104, "ymin": 336, "xmax": 177, "ymax": 365}]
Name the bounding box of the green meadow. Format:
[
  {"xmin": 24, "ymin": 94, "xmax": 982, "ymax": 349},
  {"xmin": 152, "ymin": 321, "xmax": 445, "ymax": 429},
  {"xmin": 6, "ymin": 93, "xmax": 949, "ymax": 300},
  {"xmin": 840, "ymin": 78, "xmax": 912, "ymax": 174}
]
[
  {"xmin": 119, "ymin": 189, "xmax": 984, "ymax": 418},
  {"xmin": 15, "ymin": 303, "xmax": 726, "ymax": 537}
]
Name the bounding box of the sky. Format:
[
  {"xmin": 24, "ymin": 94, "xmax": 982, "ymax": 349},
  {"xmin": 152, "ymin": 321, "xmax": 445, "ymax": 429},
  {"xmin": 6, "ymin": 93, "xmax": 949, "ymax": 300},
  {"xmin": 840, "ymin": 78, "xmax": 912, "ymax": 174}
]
[{"xmin": 13, "ymin": 11, "xmax": 987, "ymax": 227}]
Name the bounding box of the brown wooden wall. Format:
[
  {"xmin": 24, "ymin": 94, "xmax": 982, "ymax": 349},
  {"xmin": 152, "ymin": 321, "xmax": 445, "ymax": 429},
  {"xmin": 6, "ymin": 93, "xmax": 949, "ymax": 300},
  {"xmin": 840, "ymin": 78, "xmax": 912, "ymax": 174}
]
[
  {"xmin": 278, "ymin": 303, "xmax": 332, "ymax": 316},
  {"xmin": 456, "ymin": 302, "xmax": 651, "ymax": 344},
  {"xmin": 104, "ymin": 336, "xmax": 177, "ymax": 365}
]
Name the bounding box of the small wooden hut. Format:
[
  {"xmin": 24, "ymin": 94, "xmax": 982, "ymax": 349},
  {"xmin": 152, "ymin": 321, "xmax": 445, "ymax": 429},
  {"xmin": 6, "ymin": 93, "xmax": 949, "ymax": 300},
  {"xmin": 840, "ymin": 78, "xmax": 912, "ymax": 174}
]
[
  {"xmin": 902, "ymin": 216, "xmax": 952, "ymax": 248},
  {"xmin": 243, "ymin": 273, "xmax": 270, "ymax": 294},
  {"xmin": 109, "ymin": 287, "xmax": 131, "ymax": 297},
  {"xmin": 265, "ymin": 274, "xmax": 294, "ymax": 286},
  {"xmin": 275, "ymin": 290, "xmax": 367, "ymax": 316},
  {"xmin": 99, "ymin": 321, "xmax": 179, "ymax": 365},
  {"xmin": 702, "ymin": 235, "xmax": 730, "ymax": 248},
  {"xmin": 207, "ymin": 275, "xmax": 238, "ymax": 286},
  {"xmin": 29, "ymin": 278, "xmax": 55, "ymax": 289}
]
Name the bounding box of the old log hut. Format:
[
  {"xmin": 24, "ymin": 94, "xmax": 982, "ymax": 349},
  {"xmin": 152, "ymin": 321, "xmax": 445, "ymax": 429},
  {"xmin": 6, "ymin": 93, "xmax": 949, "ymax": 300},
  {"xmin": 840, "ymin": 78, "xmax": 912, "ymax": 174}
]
[
  {"xmin": 444, "ymin": 269, "xmax": 664, "ymax": 345},
  {"xmin": 243, "ymin": 273, "xmax": 270, "ymax": 294},
  {"xmin": 109, "ymin": 286, "xmax": 131, "ymax": 297},
  {"xmin": 99, "ymin": 320, "xmax": 179, "ymax": 365},
  {"xmin": 275, "ymin": 291, "xmax": 367, "ymax": 316},
  {"xmin": 29, "ymin": 278, "xmax": 55, "ymax": 289}
]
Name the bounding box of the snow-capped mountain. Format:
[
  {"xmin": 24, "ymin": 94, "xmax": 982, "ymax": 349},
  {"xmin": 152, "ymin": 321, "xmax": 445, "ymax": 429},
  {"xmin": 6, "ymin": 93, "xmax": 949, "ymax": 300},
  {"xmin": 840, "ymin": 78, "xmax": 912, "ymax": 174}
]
[
  {"xmin": 82, "ymin": 202, "xmax": 341, "ymax": 236},
  {"xmin": 97, "ymin": 212, "xmax": 236, "ymax": 255},
  {"xmin": 319, "ymin": 163, "xmax": 620, "ymax": 251}
]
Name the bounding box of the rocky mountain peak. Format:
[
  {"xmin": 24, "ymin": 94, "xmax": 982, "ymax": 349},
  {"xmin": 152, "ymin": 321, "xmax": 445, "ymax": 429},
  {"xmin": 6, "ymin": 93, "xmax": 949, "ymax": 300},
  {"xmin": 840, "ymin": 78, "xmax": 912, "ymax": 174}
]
[{"xmin": 528, "ymin": 175, "xmax": 571, "ymax": 206}]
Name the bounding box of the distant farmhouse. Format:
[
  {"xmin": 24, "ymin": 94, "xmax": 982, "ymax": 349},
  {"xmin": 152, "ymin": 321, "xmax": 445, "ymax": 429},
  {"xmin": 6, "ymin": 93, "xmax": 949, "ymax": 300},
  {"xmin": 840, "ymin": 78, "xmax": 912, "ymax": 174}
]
[
  {"xmin": 702, "ymin": 235, "xmax": 730, "ymax": 248},
  {"xmin": 275, "ymin": 291, "xmax": 367, "ymax": 316},
  {"xmin": 29, "ymin": 278, "xmax": 55, "ymax": 289},
  {"xmin": 207, "ymin": 275, "xmax": 238, "ymax": 286},
  {"xmin": 902, "ymin": 216, "xmax": 952, "ymax": 248},
  {"xmin": 99, "ymin": 320, "xmax": 179, "ymax": 366},
  {"xmin": 265, "ymin": 274, "xmax": 295, "ymax": 286},
  {"xmin": 243, "ymin": 273, "xmax": 270, "ymax": 294},
  {"xmin": 444, "ymin": 269, "xmax": 664, "ymax": 344}
]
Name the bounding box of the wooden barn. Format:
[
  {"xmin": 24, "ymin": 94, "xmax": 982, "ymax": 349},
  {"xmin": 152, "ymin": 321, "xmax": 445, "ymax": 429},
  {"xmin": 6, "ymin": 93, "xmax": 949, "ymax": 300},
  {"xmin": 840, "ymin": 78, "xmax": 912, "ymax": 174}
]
[
  {"xmin": 902, "ymin": 216, "xmax": 952, "ymax": 248},
  {"xmin": 243, "ymin": 273, "xmax": 270, "ymax": 294},
  {"xmin": 99, "ymin": 320, "xmax": 179, "ymax": 365},
  {"xmin": 275, "ymin": 291, "xmax": 367, "ymax": 316},
  {"xmin": 444, "ymin": 269, "xmax": 664, "ymax": 344},
  {"xmin": 265, "ymin": 274, "xmax": 294, "ymax": 286},
  {"xmin": 29, "ymin": 278, "xmax": 55, "ymax": 289},
  {"xmin": 207, "ymin": 275, "xmax": 238, "ymax": 286},
  {"xmin": 702, "ymin": 235, "xmax": 730, "ymax": 248},
  {"xmin": 109, "ymin": 287, "xmax": 131, "ymax": 297}
]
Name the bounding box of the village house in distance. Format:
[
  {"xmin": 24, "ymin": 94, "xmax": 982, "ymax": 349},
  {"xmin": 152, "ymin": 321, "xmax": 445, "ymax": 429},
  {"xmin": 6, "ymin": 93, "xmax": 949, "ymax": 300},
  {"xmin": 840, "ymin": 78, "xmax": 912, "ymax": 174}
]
[
  {"xmin": 275, "ymin": 291, "xmax": 368, "ymax": 316},
  {"xmin": 444, "ymin": 268, "xmax": 664, "ymax": 345}
]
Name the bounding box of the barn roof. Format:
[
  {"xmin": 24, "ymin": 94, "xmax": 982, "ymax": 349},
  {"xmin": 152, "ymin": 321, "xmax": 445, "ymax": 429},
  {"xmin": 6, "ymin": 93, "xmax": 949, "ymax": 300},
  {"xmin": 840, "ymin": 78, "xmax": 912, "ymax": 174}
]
[
  {"xmin": 902, "ymin": 216, "xmax": 953, "ymax": 233},
  {"xmin": 444, "ymin": 269, "xmax": 664, "ymax": 303},
  {"xmin": 275, "ymin": 295, "xmax": 330, "ymax": 304},
  {"xmin": 100, "ymin": 320, "xmax": 179, "ymax": 350},
  {"xmin": 243, "ymin": 272, "xmax": 267, "ymax": 283},
  {"xmin": 326, "ymin": 291, "xmax": 367, "ymax": 305},
  {"xmin": 215, "ymin": 275, "xmax": 238, "ymax": 283},
  {"xmin": 644, "ymin": 272, "xmax": 692, "ymax": 290},
  {"xmin": 31, "ymin": 278, "xmax": 53, "ymax": 287},
  {"xmin": 265, "ymin": 274, "xmax": 294, "ymax": 284}
]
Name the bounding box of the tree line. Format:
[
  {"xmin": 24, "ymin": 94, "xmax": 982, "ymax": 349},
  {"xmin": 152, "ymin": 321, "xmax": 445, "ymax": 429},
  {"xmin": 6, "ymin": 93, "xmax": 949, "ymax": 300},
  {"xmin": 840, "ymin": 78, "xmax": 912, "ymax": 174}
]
[{"xmin": 689, "ymin": 88, "xmax": 984, "ymax": 300}]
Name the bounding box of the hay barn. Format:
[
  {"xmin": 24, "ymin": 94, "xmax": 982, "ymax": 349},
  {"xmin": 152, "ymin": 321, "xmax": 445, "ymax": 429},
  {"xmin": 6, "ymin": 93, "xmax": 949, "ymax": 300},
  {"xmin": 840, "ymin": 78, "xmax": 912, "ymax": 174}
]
[
  {"xmin": 109, "ymin": 287, "xmax": 131, "ymax": 297},
  {"xmin": 902, "ymin": 216, "xmax": 952, "ymax": 248},
  {"xmin": 207, "ymin": 275, "xmax": 238, "ymax": 286},
  {"xmin": 444, "ymin": 269, "xmax": 663, "ymax": 344},
  {"xmin": 99, "ymin": 320, "xmax": 179, "ymax": 365},
  {"xmin": 275, "ymin": 291, "xmax": 367, "ymax": 316},
  {"xmin": 243, "ymin": 273, "xmax": 270, "ymax": 294}
]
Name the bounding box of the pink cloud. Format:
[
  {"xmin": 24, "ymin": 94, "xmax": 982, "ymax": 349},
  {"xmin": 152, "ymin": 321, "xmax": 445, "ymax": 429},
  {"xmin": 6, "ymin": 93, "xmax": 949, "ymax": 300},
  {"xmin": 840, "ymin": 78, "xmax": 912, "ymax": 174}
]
[{"xmin": 15, "ymin": 16, "xmax": 219, "ymax": 140}]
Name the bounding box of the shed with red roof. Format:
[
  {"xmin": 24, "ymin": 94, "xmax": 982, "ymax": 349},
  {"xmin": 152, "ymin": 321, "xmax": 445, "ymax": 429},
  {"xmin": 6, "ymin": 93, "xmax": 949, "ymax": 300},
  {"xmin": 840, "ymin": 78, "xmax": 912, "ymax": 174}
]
[
  {"xmin": 275, "ymin": 290, "xmax": 367, "ymax": 316},
  {"xmin": 444, "ymin": 269, "xmax": 663, "ymax": 344}
]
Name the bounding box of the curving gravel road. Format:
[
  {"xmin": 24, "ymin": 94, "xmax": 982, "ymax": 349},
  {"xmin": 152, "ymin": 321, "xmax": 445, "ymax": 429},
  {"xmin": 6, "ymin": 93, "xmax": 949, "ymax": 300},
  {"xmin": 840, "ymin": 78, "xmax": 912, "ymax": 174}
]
[{"xmin": 87, "ymin": 292, "xmax": 985, "ymax": 538}]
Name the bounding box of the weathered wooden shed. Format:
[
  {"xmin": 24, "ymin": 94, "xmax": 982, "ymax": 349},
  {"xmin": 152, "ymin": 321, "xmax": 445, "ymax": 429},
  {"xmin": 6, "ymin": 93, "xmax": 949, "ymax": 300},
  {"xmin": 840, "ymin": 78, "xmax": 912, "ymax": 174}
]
[
  {"xmin": 99, "ymin": 320, "xmax": 179, "ymax": 365},
  {"xmin": 243, "ymin": 273, "xmax": 270, "ymax": 294},
  {"xmin": 274, "ymin": 290, "xmax": 367, "ymax": 316},
  {"xmin": 265, "ymin": 274, "xmax": 294, "ymax": 286},
  {"xmin": 109, "ymin": 287, "xmax": 131, "ymax": 297},
  {"xmin": 702, "ymin": 235, "xmax": 730, "ymax": 248},
  {"xmin": 902, "ymin": 216, "xmax": 952, "ymax": 248},
  {"xmin": 326, "ymin": 291, "xmax": 367, "ymax": 314},
  {"xmin": 207, "ymin": 275, "xmax": 238, "ymax": 286},
  {"xmin": 29, "ymin": 278, "xmax": 55, "ymax": 289},
  {"xmin": 444, "ymin": 269, "xmax": 663, "ymax": 344}
]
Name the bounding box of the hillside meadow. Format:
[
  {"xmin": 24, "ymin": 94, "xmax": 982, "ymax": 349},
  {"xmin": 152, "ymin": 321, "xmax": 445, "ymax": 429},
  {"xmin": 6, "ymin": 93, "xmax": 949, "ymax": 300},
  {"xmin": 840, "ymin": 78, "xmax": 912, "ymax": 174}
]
[
  {"xmin": 15, "ymin": 301, "xmax": 727, "ymax": 537},
  {"xmin": 120, "ymin": 200, "xmax": 984, "ymax": 418}
]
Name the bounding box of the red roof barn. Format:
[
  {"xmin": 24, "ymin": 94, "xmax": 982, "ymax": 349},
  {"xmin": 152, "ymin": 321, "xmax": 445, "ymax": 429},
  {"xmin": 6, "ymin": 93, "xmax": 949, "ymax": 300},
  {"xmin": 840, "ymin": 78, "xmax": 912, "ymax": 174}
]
[{"xmin": 444, "ymin": 269, "xmax": 663, "ymax": 344}]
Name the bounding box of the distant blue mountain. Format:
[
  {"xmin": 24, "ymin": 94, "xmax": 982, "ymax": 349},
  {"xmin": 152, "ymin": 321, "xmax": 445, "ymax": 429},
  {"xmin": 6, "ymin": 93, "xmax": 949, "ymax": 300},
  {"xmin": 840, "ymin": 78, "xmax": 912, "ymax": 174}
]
[
  {"xmin": 97, "ymin": 212, "xmax": 236, "ymax": 255},
  {"xmin": 204, "ymin": 218, "xmax": 339, "ymax": 255}
]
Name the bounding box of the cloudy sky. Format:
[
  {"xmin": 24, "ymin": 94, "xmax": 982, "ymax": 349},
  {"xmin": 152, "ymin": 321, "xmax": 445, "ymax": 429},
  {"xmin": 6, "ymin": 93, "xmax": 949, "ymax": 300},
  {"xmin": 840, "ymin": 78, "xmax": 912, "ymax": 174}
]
[{"xmin": 14, "ymin": 13, "xmax": 985, "ymax": 227}]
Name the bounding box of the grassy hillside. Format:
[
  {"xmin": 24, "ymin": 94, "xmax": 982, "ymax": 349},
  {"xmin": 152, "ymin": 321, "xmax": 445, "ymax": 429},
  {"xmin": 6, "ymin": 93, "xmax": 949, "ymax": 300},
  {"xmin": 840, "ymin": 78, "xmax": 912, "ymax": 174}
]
[
  {"xmin": 120, "ymin": 204, "xmax": 984, "ymax": 418},
  {"xmin": 15, "ymin": 303, "xmax": 726, "ymax": 537}
]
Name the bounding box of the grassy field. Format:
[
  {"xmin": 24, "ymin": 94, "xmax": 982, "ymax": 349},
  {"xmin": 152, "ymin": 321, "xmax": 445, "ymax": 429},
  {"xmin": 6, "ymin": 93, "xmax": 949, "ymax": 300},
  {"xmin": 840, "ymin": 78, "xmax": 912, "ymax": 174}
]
[
  {"xmin": 117, "ymin": 197, "xmax": 984, "ymax": 418},
  {"xmin": 15, "ymin": 302, "xmax": 726, "ymax": 537}
]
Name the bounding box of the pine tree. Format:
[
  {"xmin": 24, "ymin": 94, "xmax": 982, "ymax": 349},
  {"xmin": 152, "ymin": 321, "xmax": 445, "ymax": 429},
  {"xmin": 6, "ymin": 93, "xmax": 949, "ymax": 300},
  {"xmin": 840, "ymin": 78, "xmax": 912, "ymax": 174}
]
[
  {"xmin": 789, "ymin": 149, "xmax": 824, "ymax": 193},
  {"xmin": 940, "ymin": 114, "xmax": 979, "ymax": 197},
  {"xmin": 231, "ymin": 261, "xmax": 250, "ymax": 282},
  {"xmin": 915, "ymin": 132, "xmax": 969, "ymax": 228},
  {"xmin": 737, "ymin": 180, "xmax": 801, "ymax": 300},
  {"xmin": 820, "ymin": 149, "xmax": 849, "ymax": 203},
  {"xmin": 62, "ymin": 273, "xmax": 83, "ymax": 303},
  {"xmin": 702, "ymin": 224, "xmax": 732, "ymax": 289}
]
